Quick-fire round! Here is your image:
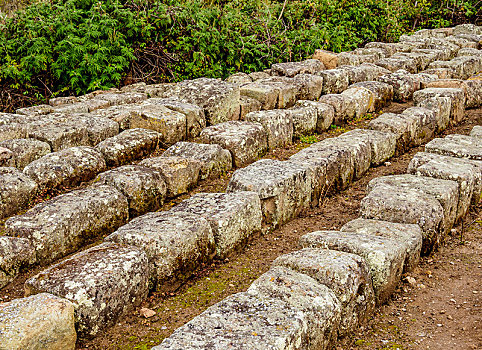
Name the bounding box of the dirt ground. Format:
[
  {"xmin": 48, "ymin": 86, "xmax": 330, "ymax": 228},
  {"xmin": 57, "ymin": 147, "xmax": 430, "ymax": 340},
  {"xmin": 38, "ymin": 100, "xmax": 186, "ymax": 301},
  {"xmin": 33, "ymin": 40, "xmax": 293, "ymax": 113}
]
[{"xmin": 1, "ymin": 105, "xmax": 480, "ymax": 350}]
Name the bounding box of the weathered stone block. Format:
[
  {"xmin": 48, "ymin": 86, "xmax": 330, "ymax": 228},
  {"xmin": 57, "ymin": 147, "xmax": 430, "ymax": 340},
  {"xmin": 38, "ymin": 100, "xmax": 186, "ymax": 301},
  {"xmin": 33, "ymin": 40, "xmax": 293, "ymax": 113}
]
[
  {"xmin": 227, "ymin": 159, "xmax": 313, "ymax": 227},
  {"xmin": 24, "ymin": 146, "xmax": 106, "ymax": 191},
  {"xmin": 328, "ymin": 134, "xmax": 372, "ymax": 179},
  {"xmin": 162, "ymin": 142, "xmax": 232, "ymax": 180},
  {"xmin": 0, "ymin": 237, "xmax": 35, "ymax": 289},
  {"xmin": 247, "ymin": 266, "xmax": 341, "ymax": 350},
  {"xmin": 408, "ymin": 152, "xmax": 482, "ymax": 218},
  {"xmin": 96, "ymin": 165, "xmax": 167, "ymax": 217},
  {"xmin": 0, "ymin": 146, "xmax": 13, "ymax": 166},
  {"xmin": 341, "ymin": 218, "xmax": 422, "ymax": 273},
  {"xmin": 415, "ymin": 96, "xmax": 452, "ymax": 132},
  {"xmin": 350, "ymin": 81, "xmax": 393, "ymax": 111},
  {"xmin": 368, "ymin": 112, "xmax": 419, "ymax": 153},
  {"xmin": 0, "ymin": 293, "xmax": 76, "ymax": 350},
  {"xmin": 25, "ymin": 243, "xmax": 149, "ymax": 338},
  {"xmin": 94, "ymin": 92, "xmax": 148, "ymax": 106},
  {"xmin": 470, "ymin": 125, "xmax": 482, "ymax": 139},
  {"xmin": 105, "ymin": 211, "xmax": 215, "ymax": 290},
  {"xmin": 226, "ymin": 72, "xmax": 252, "ymax": 84},
  {"xmin": 271, "ymin": 59, "xmax": 325, "ymax": 77},
  {"xmin": 248, "ymin": 71, "xmax": 271, "ymax": 81},
  {"xmin": 239, "ymin": 96, "xmax": 262, "ymax": 120},
  {"xmin": 27, "ymin": 119, "xmax": 88, "ymax": 151},
  {"xmin": 288, "ymin": 105, "xmax": 318, "ymax": 137},
  {"xmin": 425, "ymin": 134, "xmax": 482, "ymax": 161},
  {"xmin": 294, "ymin": 100, "xmax": 334, "ymax": 132},
  {"xmin": 293, "ymin": 73, "xmax": 324, "ymax": 100},
  {"xmin": 245, "ymin": 110, "xmax": 293, "ymax": 150},
  {"xmin": 152, "ymin": 292, "xmax": 312, "ymax": 350},
  {"xmin": 5, "ymin": 184, "xmax": 129, "ymax": 264},
  {"xmin": 424, "ymin": 78, "xmax": 482, "ymax": 108},
  {"xmin": 170, "ymin": 192, "xmax": 262, "ymax": 258},
  {"xmin": 368, "ymin": 174, "xmax": 459, "ymax": 236},
  {"xmin": 318, "ymin": 69, "xmax": 350, "ymax": 94},
  {"xmin": 273, "ymin": 248, "xmax": 375, "ymax": 335},
  {"xmin": 240, "ymin": 81, "xmax": 279, "ymax": 110},
  {"xmin": 139, "ymin": 156, "xmax": 202, "ymax": 197},
  {"xmin": 318, "ymin": 94, "xmax": 356, "ymax": 124},
  {"xmin": 312, "ymin": 49, "xmax": 339, "ymax": 69},
  {"xmin": 375, "ymin": 57, "xmax": 418, "ymax": 73},
  {"xmin": 341, "ymin": 86, "xmax": 374, "ymax": 118},
  {"xmin": 0, "ymin": 138, "xmax": 51, "ymax": 169},
  {"xmin": 377, "ymin": 70, "xmax": 420, "ymax": 102},
  {"xmin": 0, "ymin": 167, "xmax": 38, "ymax": 220},
  {"xmin": 200, "ymin": 121, "xmax": 268, "ymax": 168},
  {"xmin": 95, "ymin": 128, "xmax": 159, "ymax": 166},
  {"xmin": 360, "ymin": 186, "xmax": 444, "ymax": 254},
  {"xmin": 400, "ymin": 107, "xmax": 437, "ymax": 146},
  {"xmin": 300, "ymin": 231, "xmax": 405, "ymax": 304}
]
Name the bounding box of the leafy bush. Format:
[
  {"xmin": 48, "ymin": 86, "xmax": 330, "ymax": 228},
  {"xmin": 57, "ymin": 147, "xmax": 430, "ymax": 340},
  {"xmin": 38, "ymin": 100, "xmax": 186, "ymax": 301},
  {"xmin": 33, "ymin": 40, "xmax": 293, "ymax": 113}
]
[{"xmin": 0, "ymin": 0, "xmax": 480, "ymax": 111}]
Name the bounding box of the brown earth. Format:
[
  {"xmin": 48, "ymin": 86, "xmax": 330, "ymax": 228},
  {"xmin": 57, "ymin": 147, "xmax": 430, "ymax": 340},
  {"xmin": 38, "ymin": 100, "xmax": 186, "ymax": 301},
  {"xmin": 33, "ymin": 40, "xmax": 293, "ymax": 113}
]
[{"xmin": 1, "ymin": 105, "xmax": 480, "ymax": 350}]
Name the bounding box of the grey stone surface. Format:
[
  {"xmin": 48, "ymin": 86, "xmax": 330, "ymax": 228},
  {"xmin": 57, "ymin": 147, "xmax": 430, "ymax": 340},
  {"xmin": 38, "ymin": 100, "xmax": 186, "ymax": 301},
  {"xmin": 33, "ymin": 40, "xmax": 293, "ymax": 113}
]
[
  {"xmin": 49, "ymin": 96, "xmax": 79, "ymax": 107},
  {"xmin": 341, "ymin": 86, "xmax": 374, "ymax": 118},
  {"xmin": 318, "ymin": 69, "xmax": 350, "ymax": 94},
  {"xmin": 273, "ymin": 248, "xmax": 375, "ymax": 335},
  {"xmin": 0, "ymin": 167, "xmax": 38, "ymax": 220},
  {"xmin": 368, "ymin": 112, "xmax": 419, "ymax": 153},
  {"xmin": 139, "ymin": 156, "xmax": 202, "ymax": 197},
  {"xmin": 92, "ymin": 105, "xmax": 135, "ymax": 130},
  {"xmin": 341, "ymin": 218, "xmax": 422, "ymax": 273},
  {"xmin": 293, "ymin": 73, "xmax": 324, "ymax": 100},
  {"xmin": 247, "ymin": 266, "xmax": 341, "ymax": 350},
  {"xmin": 93, "ymin": 92, "xmax": 148, "ymax": 107},
  {"xmin": 162, "ymin": 142, "xmax": 232, "ymax": 180},
  {"xmin": 239, "ymin": 96, "xmax": 263, "ymax": 120},
  {"xmin": 0, "ymin": 237, "xmax": 35, "ymax": 289},
  {"xmin": 400, "ymin": 107, "xmax": 437, "ymax": 146},
  {"xmin": 288, "ymin": 105, "xmax": 318, "ymax": 137},
  {"xmin": 240, "ymin": 81, "xmax": 279, "ymax": 110},
  {"xmin": 146, "ymin": 98, "xmax": 206, "ymax": 138},
  {"xmin": 24, "ymin": 146, "xmax": 106, "ymax": 191},
  {"xmin": 294, "ymin": 100, "xmax": 334, "ymax": 133},
  {"xmin": 470, "ymin": 125, "xmax": 482, "ymax": 139},
  {"xmin": 413, "ymin": 88, "xmax": 465, "ymax": 123},
  {"xmin": 248, "ymin": 71, "xmax": 271, "ymax": 81},
  {"xmin": 375, "ymin": 57, "xmax": 417, "ymax": 73},
  {"xmin": 318, "ymin": 94, "xmax": 356, "ymax": 124},
  {"xmin": 245, "ymin": 110, "xmax": 293, "ymax": 150},
  {"xmin": 257, "ymin": 77, "xmax": 302, "ymax": 108},
  {"xmin": 95, "ymin": 128, "xmax": 159, "ymax": 166},
  {"xmin": 368, "ymin": 174, "xmax": 459, "ymax": 236},
  {"xmin": 425, "ymin": 134, "xmax": 482, "ymax": 160},
  {"xmin": 27, "ymin": 118, "xmax": 88, "ymax": 151},
  {"xmin": 170, "ymin": 192, "xmax": 262, "ymax": 258},
  {"xmin": 327, "ymin": 134, "xmax": 372, "ymax": 179},
  {"xmin": 424, "ymin": 78, "xmax": 482, "ymax": 109},
  {"xmin": 5, "ymin": 184, "xmax": 128, "ymax": 264},
  {"xmin": 226, "ymin": 72, "xmax": 252, "ymax": 84},
  {"xmin": 16, "ymin": 104, "xmax": 54, "ymax": 116},
  {"xmin": 128, "ymin": 104, "xmax": 186, "ymax": 146},
  {"xmin": 52, "ymin": 102, "xmax": 89, "ymax": 114},
  {"xmin": 0, "ymin": 138, "xmax": 51, "ymax": 169},
  {"xmin": 96, "ymin": 165, "xmax": 167, "ymax": 217},
  {"xmin": 415, "ymin": 96, "xmax": 452, "ymax": 132},
  {"xmin": 360, "ymin": 186, "xmax": 444, "ymax": 254},
  {"xmin": 338, "ymin": 129, "xmax": 396, "ymax": 166},
  {"xmin": 271, "ymin": 59, "xmax": 325, "ymax": 77},
  {"xmin": 25, "ymin": 243, "xmax": 149, "ymax": 338},
  {"xmin": 299, "ymin": 231, "xmax": 405, "ymax": 304},
  {"xmin": 105, "ymin": 211, "xmax": 215, "ymax": 290},
  {"xmin": 0, "ymin": 293, "xmax": 76, "ymax": 350},
  {"xmin": 408, "ymin": 152, "xmax": 482, "ymax": 219},
  {"xmin": 153, "ymin": 292, "xmax": 312, "ymax": 350},
  {"xmin": 350, "ymin": 81, "xmax": 393, "ymax": 111},
  {"xmin": 377, "ymin": 70, "xmax": 420, "ymax": 102},
  {"xmin": 0, "ymin": 146, "xmax": 13, "ymax": 167},
  {"xmin": 227, "ymin": 159, "xmax": 313, "ymax": 227},
  {"xmin": 200, "ymin": 121, "xmax": 268, "ymax": 168}
]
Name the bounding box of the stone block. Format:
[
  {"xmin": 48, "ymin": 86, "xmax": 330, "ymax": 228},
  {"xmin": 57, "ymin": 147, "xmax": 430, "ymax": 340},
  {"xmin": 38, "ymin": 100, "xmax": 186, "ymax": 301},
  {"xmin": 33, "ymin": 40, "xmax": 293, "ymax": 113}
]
[
  {"xmin": 0, "ymin": 138, "xmax": 51, "ymax": 169},
  {"xmin": 368, "ymin": 113, "xmax": 418, "ymax": 153},
  {"xmin": 413, "ymin": 87, "xmax": 466, "ymax": 123},
  {"xmin": 245, "ymin": 110, "xmax": 293, "ymax": 150},
  {"xmin": 470, "ymin": 125, "xmax": 482, "ymax": 138},
  {"xmin": 96, "ymin": 165, "xmax": 167, "ymax": 217},
  {"xmin": 239, "ymin": 96, "xmax": 262, "ymax": 120},
  {"xmin": 200, "ymin": 121, "xmax": 268, "ymax": 168},
  {"xmin": 24, "ymin": 146, "xmax": 106, "ymax": 191},
  {"xmin": 162, "ymin": 142, "xmax": 232, "ymax": 180},
  {"xmin": 327, "ymin": 134, "xmax": 372, "ymax": 179},
  {"xmin": 247, "ymin": 266, "xmax": 341, "ymax": 350},
  {"xmin": 139, "ymin": 156, "xmax": 202, "ymax": 197},
  {"xmin": 312, "ymin": 49, "xmax": 339, "ymax": 69},
  {"xmin": 368, "ymin": 174, "xmax": 459, "ymax": 236},
  {"xmin": 318, "ymin": 69, "xmax": 350, "ymax": 94},
  {"xmin": 350, "ymin": 81, "xmax": 393, "ymax": 111},
  {"xmin": 408, "ymin": 152, "xmax": 482, "ymax": 218},
  {"xmin": 376, "ymin": 70, "xmax": 420, "ymax": 102},
  {"xmin": 400, "ymin": 107, "xmax": 437, "ymax": 146},
  {"xmin": 25, "ymin": 243, "xmax": 149, "ymax": 338},
  {"xmin": 227, "ymin": 159, "xmax": 313, "ymax": 227},
  {"xmin": 0, "ymin": 146, "xmax": 13, "ymax": 167},
  {"xmin": 294, "ymin": 100, "xmax": 334, "ymax": 132},
  {"xmin": 152, "ymin": 292, "xmax": 313, "ymax": 350},
  {"xmin": 273, "ymin": 248, "xmax": 375, "ymax": 335},
  {"xmin": 27, "ymin": 119, "xmax": 88, "ymax": 151},
  {"xmin": 5, "ymin": 184, "xmax": 128, "ymax": 264},
  {"xmin": 337, "ymin": 129, "xmax": 396, "ymax": 166},
  {"xmin": 360, "ymin": 186, "xmax": 444, "ymax": 254},
  {"xmin": 0, "ymin": 167, "xmax": 38, "ymax": 220},
  {"xmin": 240, "ymin": 81, "xmax": 279, "ymax": 110},
  {"xmin": 425, "ymin": 134, "xmax": 482, "ymax": 161},
  {"xmin": 341, "ymin": 86, "xmax": 374, "ymax": 118},
  {"xmin": 95, "ymin": 128, "xmax": 159, "ymax": 167},
  {"xmin": 105, "ymin": 211, "xmax": 215, "ymax": 290},
  {"xmin": 415, "ymin": 96, "xmax": 452, "ymax": 132},
  {"xmin": 293, "ymin": 73, "xmax": 324, "ymax": 100},
  {"xmin": 424, "ymin": 78, "xmax": 482, "ymax": 108},
  {"xmin": 0, "ymin": 237, "xmax": 35, "ymax": 289},
  {"xmin": 318, "ymin": 94, "xmax": 356, "ymax": 124},
  {"xmin": 248, "ymin": 71, "xmax": 271, "ymax": 81},
  {"xmin": 226, "ymin": 72, "xmax": 252, "ymax": 84},
  {"xmin": 271, "ymin": 59, "xmax": 325, "ymax": 77},
  {"xmin": 341, "ymin": 218, "xmax": 422, "ymax": 273},
  {"xmin": 170, "ymin": 192, "xmax": 262, "ymax": 258},
  {"xmin": 0, "ymin": 293, "xmax": 76, "ymax": 350},
  {"xmin": 288, "ymin": 105, "xmax": 318, "ymax": 137},
  {"xmin": 94, "ymin": 92, "xmax": 147, "ymax": 106},
  {"xmin": 299, "ymin": 231, "xmax": 405, "ymax": 304},
  {"xmin": 375, "ymin": 57, "xmax": 417, "ymax": 73}
]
